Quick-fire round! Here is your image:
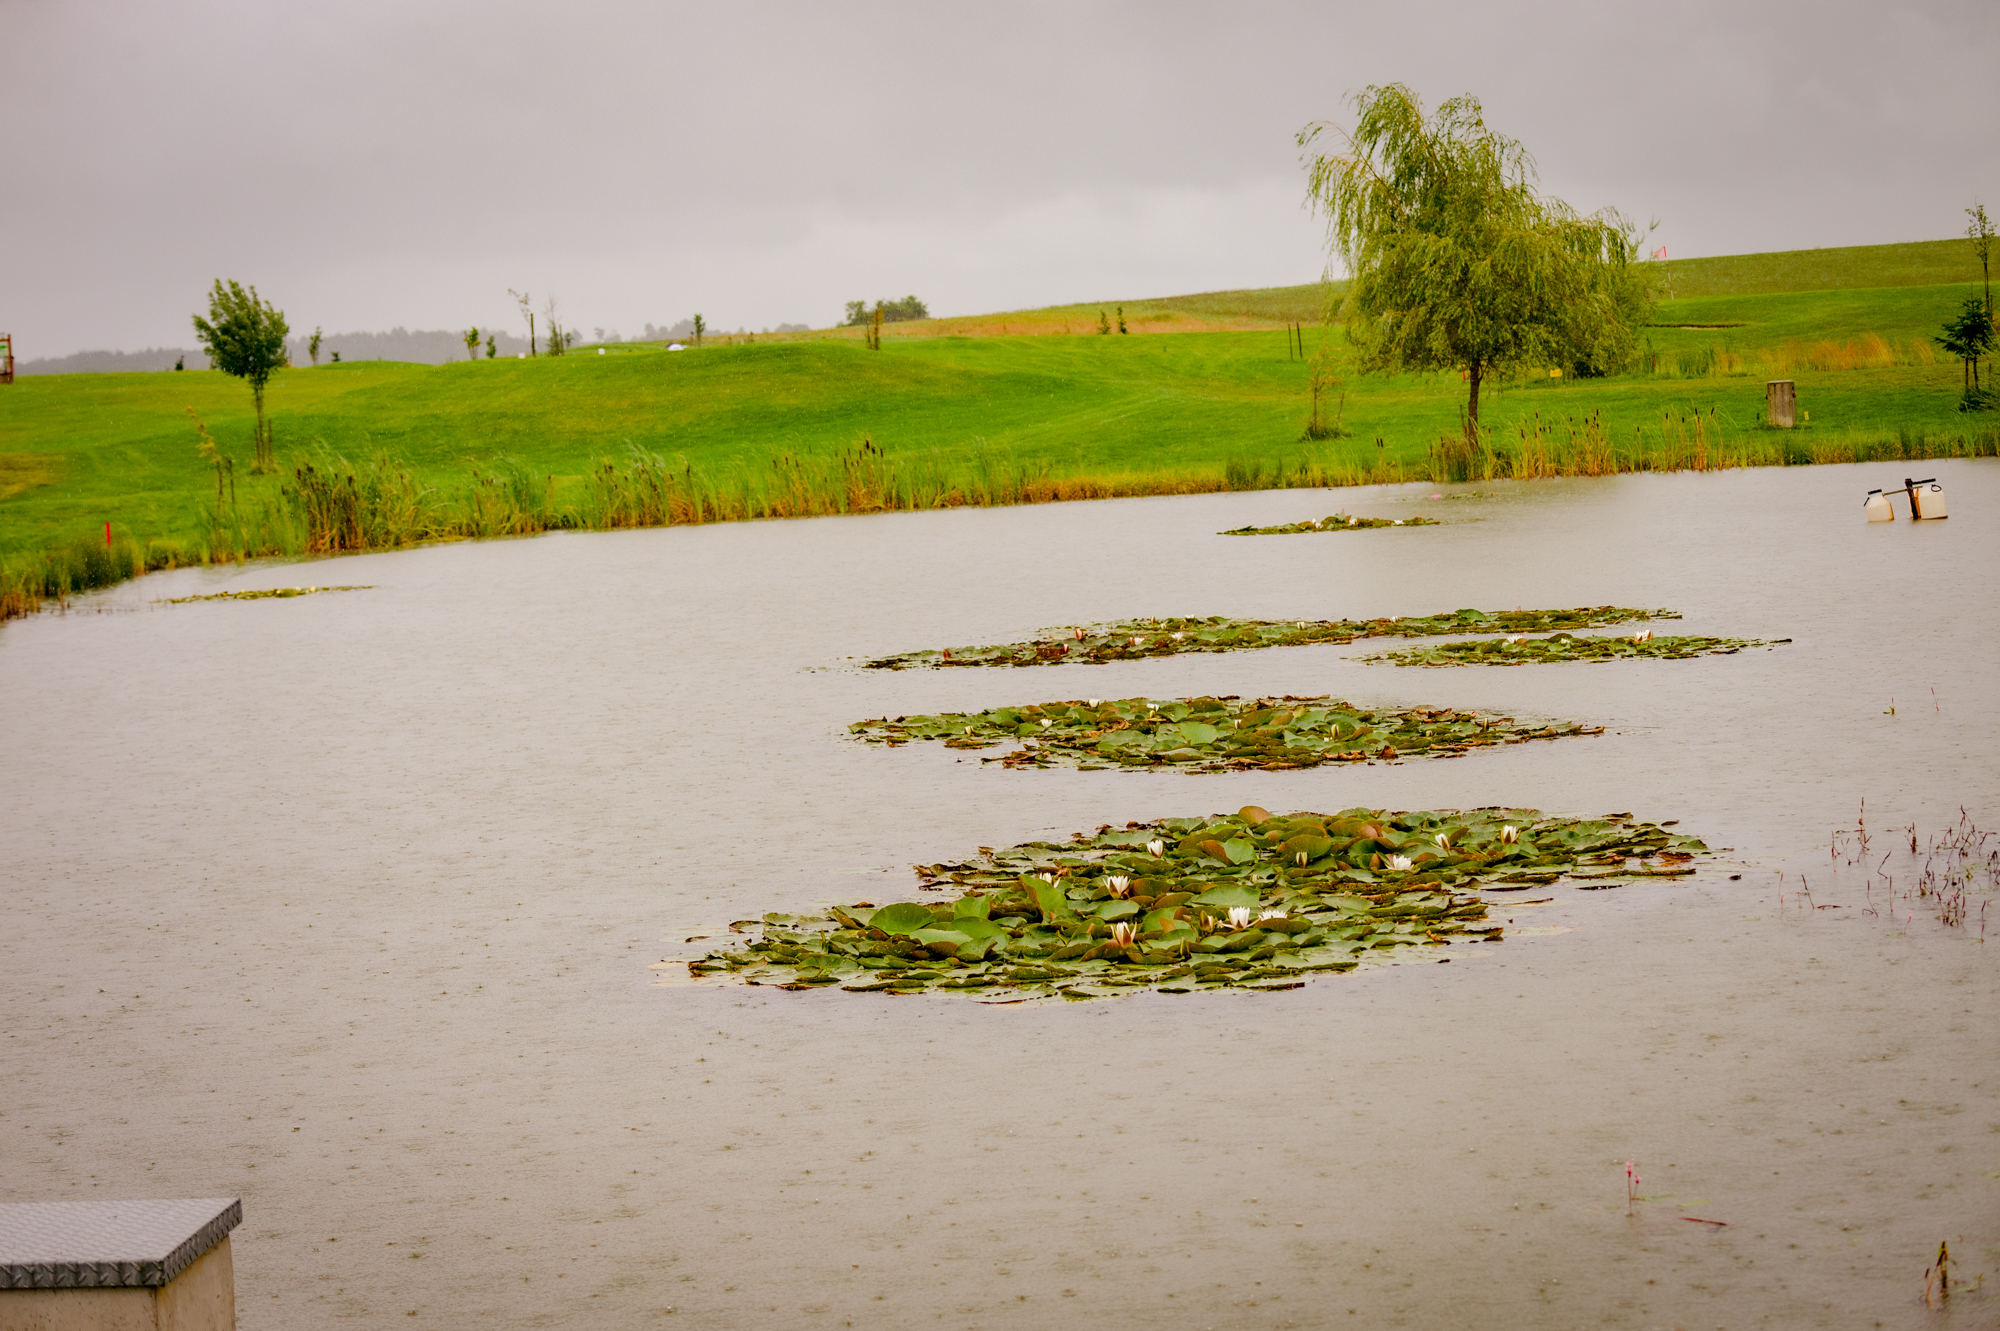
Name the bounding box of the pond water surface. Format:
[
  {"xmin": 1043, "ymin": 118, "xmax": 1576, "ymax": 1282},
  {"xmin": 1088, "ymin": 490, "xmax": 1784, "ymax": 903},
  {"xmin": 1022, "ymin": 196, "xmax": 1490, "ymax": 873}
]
[{"xmin": 3, "ymin": 460, "xmax": 1996, "ymax": 1330}]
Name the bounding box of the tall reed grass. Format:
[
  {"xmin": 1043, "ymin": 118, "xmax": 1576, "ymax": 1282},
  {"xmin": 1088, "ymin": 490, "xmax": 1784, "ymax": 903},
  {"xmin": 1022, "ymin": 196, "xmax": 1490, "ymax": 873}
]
[
  {"xmin": 1641, "ymin": 332, "xmax": 1937, "ymax": 379},
  {"xmin": 5, "ymin": 423, "xmax": 1997, "ymax": 622},
  {"xmin": 1425, "ymin": 410, "xmax": 1998, "ymax": 483}
]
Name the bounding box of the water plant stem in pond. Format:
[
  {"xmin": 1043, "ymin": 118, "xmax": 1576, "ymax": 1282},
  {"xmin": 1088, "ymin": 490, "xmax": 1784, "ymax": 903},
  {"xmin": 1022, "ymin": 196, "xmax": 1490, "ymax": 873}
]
[
  {"xmin": 850, "ymin": 694, "xmax": 1601, "ymax": 772},
  {"xmin": 1368, "ymin": 632, "xmax": 1771, "ymax": 666},
  {"xmin": 678, "ymin": 805, "xmax": 1710, "ymax": 1000},
  {"xmin": 863, "ymin": 606, "xmax": 1679, "ymax": 669}
]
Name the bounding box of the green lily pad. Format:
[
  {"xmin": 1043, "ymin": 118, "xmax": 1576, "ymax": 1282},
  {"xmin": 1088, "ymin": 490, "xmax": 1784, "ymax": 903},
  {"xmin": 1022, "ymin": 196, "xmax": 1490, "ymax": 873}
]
[
  {"xmin": 869, "ymin": 902, "xmax": 935, "ymax": 935},
  {"xmin": 685, "ymin": 807, "xmax": 1711, "ymax": 1000},
  {"xmin": 861, "ymin": 607, "xmax": 1680, "ymax": 670},
  {"xmin": 163, "ymin": 584, "xmax": 372, "ymax": 603},
  {"xmin": 1220, "ymin": 512, "xmax": 1441, "ymax": 535},
  {"xmin": 851, "ymin": 694, "xmax": 1604, "ymax": 772},
  {"xmin": 1368, "ymin": 633, "xmax": 1770, "ymax": 667}
]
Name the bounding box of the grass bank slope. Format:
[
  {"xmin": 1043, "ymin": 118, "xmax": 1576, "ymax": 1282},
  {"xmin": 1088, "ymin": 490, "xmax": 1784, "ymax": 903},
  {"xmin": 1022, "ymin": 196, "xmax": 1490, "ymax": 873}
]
[{"xmin": 2, "ymin": 238, "xmax": 1995, "ymax": 614}]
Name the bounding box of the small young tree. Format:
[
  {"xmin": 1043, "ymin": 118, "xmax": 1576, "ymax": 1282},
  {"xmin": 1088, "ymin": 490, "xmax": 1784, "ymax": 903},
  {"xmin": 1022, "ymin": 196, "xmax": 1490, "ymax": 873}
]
[
  {"xmin": 485, "ymin": 334, "xmax": 497, "ymax": 359},
  {"xmin": 1967, "ymin": 203, "xmax": 1994, "ymax": 318},
  {"xmin": 1303, "ymin": 341, "xmax": 1346, "ymax": 439},
  {"xmin": 191, "ymin": 279, "xmax": 289, "ymax": 473},
  {"xmin": 1097, "ymin": 309, "xmax": 1111, "ymax": 334},
  {"xmin": 1117, "ymin": 306, "xmax": 1128, "ymax": 334},
  {"xmin": 509, "ymin": 289, "xmax": 537, "ymax": 356},
  {"xmin": 692, "ymin": 314, "xmax": 706, "ymax": 348},
  {"xmin": 1299, "ymin": 85, "xmax": 1648, "ymax": 439},
  {"xmin": 464, "ymin": 327, "xmax": 480, "ymax": 361},
  {"xmin": 308, "ymin": 327, "xmax": 323, "ymax": 366},
  {"xmin": 542, "ymin": 296, "xmax": 567, "ymax": 356},
  {"xmin": 1935, "ymin": 296, "xmax": 1994, "ymax": 406}
]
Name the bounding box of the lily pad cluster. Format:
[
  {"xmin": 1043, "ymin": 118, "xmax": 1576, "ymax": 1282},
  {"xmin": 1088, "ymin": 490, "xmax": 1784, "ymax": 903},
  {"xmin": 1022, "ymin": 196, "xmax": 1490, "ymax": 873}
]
[
  {"xmin": 1368, "ymin": 632, "xmax": 1768, "ymax": 667},
  {"xmin": 849, "ymin": 694, "xmax": 1601, "ymax": 772},
  {"xmin": 163, "ymin": 585, "xmax": 370, "ymax": 603},
  {"xmin": 862, "ymin": 606, "xmax": 1680, "ymax": 670},
  {"xmin": 685, "ymin": 805, "xmax": 1709, "ymax": 999},
  {"xmin": 1220, "ymin": 513, "xmax": 1439, "ymax": 535}
]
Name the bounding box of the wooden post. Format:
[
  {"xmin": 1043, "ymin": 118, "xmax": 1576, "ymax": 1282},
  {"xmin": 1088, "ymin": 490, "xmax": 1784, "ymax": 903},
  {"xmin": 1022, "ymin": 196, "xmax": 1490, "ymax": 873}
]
[{"xmin": 1766, "ymin": 379, "xmax": 1796, "ymax": 428}]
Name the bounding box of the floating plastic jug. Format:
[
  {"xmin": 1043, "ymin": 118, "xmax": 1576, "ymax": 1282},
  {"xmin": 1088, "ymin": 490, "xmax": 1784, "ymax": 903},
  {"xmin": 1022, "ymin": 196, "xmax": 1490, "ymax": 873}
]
[
  {"xmin": 1864, "ymin": 490, "xmax": 1894, "ymax": 522},
  {"xmin": 1910, "ymin": 481, "xmax": 1948, "ymax": 521}
]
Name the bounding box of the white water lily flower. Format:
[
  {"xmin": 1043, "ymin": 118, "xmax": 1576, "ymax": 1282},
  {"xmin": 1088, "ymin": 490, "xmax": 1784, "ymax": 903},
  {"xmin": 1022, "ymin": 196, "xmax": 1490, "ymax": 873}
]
[
  {"xmin": 1111, "ymin": 921, "xmax": 1137, "ymax": 947},
  {"xmin": 1227, "ymin": 906, "xmax": 1254, "ymax": 930},
  {"xmin": 1105, "ymin": 875, "xmax": 1132, "ymax": 898},
  {"xmin": 1086, "ymin": 698, "xmax": 1102, "ymax": 708},
  {"xmin": 1040, "ymin": 719, "xmax": 1053, "ymax": 728},
  {"xmin": 1500, "ymin": 825, "xmax": 1520, "ymax": 844},
  {"xmin": 1131, "ymin": 636, "xmax": 1144, "ymax": 648},
  {"xmin": 1504, "ymin": 636, "xmax": 1522, "ymax": 645},
  {"xmin": 1434, "ymin": 832, "xmax": 1451, "ymax": 849},
  {"xmin": 1386, "ymin": 854, "xmax": 1414, "ymax": 871},
  {"xmin": 1145, "ymin": 839, "xmax": 1166, "ymax": 857},
  {"xmin": 1172, "ymin": 632, "xmax": 1185, "ymax": 641},
  {"xmin": 1258, "ymin": 908, "xmax": 1287, "ymax": 922},
  {"xmin": 1347, "ymin": 516, "xmax": 1359, "ymax": 526},
  {"xmin": 1392, "ymin": 519, "xmax": 1404, "ymax": 526},
  {"xmin": 1038, "ymin": 871, "xmax": 1056, "ymax": 884},
  {"xmin": 1296, "ymin": 621, "xmax": 1308, "ymax": 628},
  {"xmin": 1072, "ymin": 628, "xmax": 1085, "ymax": 640},
  {"xmin": 1295, "ymin": 851, "xmax": 1309, "ymax": 867},
  {"xmin": 1632, "ymin": 629, "xmax": 1653, "ymax": 643}
]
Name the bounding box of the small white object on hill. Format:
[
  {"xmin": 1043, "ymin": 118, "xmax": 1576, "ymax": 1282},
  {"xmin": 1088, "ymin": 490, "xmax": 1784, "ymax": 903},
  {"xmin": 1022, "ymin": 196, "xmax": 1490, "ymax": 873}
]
[
  {"xmin": 668, "ymin": 343, "xmax": 685, "ymax": 351},
  {"xmin": 598, "ymin": 347, "xmax": 606, "ymax": 355}
]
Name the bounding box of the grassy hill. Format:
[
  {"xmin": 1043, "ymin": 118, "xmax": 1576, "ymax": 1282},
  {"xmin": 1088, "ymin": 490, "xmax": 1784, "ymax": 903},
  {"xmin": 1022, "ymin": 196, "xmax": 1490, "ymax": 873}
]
[{"xmin": 2, "ymin": 237, "xmax": 1994, "ymax": 611}]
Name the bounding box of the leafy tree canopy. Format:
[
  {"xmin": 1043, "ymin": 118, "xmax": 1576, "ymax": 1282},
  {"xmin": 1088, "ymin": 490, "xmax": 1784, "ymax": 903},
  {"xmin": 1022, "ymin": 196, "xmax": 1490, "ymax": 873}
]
[
  {"xmin": 1298, "ymin": 85, "xmax": 1651, "ymax": 430},
  {"xmin": 192, "ymin": 280, "xmax": 289, "ymax": 390}
]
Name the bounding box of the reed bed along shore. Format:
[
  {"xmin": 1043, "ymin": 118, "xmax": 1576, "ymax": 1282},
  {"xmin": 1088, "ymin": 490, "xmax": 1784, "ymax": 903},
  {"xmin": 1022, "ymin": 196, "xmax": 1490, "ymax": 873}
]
[{"xmin": 4, "ymin": 423, "xmax": 1996, "ymax": 623}]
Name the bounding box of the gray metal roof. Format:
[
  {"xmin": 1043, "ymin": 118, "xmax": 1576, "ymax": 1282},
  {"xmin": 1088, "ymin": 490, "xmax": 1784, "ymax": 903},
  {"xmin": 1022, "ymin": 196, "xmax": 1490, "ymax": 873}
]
[{"xmin": 0, "ymin": 1199, "xmax": 241, "ymax": 1289}]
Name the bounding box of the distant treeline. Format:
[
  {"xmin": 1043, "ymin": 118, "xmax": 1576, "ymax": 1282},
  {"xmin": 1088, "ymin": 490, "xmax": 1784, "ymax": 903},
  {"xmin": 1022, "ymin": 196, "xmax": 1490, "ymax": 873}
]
[
  {"xmin": 20, "ymin": 318, "xmax": 817, "ymax": 374},
  {"xmin": 843, "ymin": 296, "xmax": 929, "ymax": 326}
]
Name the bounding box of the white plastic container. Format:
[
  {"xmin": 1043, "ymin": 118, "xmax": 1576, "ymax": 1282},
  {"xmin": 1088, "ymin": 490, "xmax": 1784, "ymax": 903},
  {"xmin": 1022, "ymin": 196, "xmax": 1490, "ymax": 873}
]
[
  {"xmin": 1864, "ymin": 491, "xmax": 1895, "ymax": 522},
  {"xmin": 1911, "ymin": 482, "xmax": 1948, "ymax": 520}
]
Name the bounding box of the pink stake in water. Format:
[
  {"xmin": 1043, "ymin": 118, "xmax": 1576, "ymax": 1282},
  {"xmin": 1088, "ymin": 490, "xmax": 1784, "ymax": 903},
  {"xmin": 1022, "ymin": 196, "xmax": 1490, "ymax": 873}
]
[{"xmin": 1625, "ymin": 1160, "xmax": 1641, "ymax": 1213}]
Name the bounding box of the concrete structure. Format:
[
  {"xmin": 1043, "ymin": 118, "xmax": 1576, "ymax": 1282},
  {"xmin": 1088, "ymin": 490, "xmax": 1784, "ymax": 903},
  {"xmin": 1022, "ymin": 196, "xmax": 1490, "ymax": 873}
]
[{"xmin": 0, "ymin": 1200, "xmax": 240, "ymax": 1331}]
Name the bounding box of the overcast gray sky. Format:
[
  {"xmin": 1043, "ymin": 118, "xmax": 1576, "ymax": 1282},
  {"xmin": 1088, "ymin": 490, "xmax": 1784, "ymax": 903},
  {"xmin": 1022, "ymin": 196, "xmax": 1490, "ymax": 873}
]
[{"xmin": 6, "ymin": 0, "xmax": 1995, "ymax": 357}]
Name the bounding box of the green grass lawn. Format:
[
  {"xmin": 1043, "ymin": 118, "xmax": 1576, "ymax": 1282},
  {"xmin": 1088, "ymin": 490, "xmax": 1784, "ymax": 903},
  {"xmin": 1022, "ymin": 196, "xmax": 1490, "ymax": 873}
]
[{"xmin": 1, "ymin": 240, "xmax": 1993, "ymax": 570}]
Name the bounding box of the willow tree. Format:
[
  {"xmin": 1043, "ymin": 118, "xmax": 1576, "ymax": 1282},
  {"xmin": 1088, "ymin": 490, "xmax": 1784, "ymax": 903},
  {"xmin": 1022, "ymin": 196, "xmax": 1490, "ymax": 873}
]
[
  {"xmin": 1299, "ymin": 85, "xmax": 1648, "ymax": 438},
  {"xmin": 191, "ymin": 280, "xmax": 290, "ymax": 473}
]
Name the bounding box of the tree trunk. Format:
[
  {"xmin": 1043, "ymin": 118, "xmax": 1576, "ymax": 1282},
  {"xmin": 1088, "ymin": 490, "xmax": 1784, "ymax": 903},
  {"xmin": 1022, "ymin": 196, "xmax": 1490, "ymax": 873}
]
[
  {"xmin": 252, "ymin": 385, "xmax": 269, "ymax": 472},
  {"xmin": 1465, "ymin": 361, "xmax": 1483, "ymax": 440}
]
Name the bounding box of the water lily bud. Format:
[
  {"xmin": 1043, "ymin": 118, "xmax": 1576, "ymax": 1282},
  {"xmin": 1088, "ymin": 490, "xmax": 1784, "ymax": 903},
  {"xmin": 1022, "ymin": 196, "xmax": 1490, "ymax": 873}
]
[
  {"xmin": 1040, "ymin": 719, "xmax": 1052, "ymax": 728},
  {"xmin": 1500, "ymin": 825, "xmax": 1520, "ymax": 844},
  {"xmin": 1294, "ymin": 851, "xmax": 1308, "ymax": 866},
  {"xmin": 1086, "ymin": 698, "xmax": 1102, "ymax": 708},
  {"xmin": 1434, "ymin": 832, "xmax": 1450, "ymax": 849},
  {"xmin": 1146, "ymin": 839, "xmax": 1165, "ymax": 857},
  {"xmin": 1227, "ymin": 906, "xmax": 1253, "ymax": 930},
  {"xmin": 1111, "ymin": 922, "xmax": 1136, "ymax": 947}
]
